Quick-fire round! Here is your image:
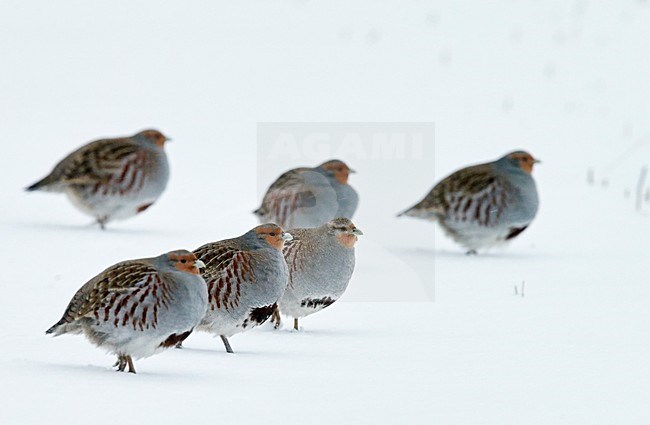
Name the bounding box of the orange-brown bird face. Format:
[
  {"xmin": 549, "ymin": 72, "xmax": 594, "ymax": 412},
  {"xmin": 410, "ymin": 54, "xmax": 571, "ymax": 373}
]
[
  {"xmin": 254, "ymin": 224, "xmax": 293, "ymax": 250},
  {"xmin": 328, "ymin": 218, "xmax": 363, "ymax": 248},
  {"xmin": 507, "ymin": 151, "xmax": 539, "ymax": 174},
  {"xmin": 139, "ymin": 129, "xmax": 170, "ymax": 149},
  {"xmin": 168, "ymin": 251, "xmax": 205, "ymax": 275},
  {"xmin": 321, "ymin": 160, "xmax": 355, "ymax": 184}
]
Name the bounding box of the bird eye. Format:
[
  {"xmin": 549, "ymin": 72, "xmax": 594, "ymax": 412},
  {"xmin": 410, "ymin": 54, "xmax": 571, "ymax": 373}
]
[
  {"xmin": 181, "ymin": 259, "xmax": 187, "ymax": 264},
  {"xmin": 270, "ymin": 232, "xmax": 276, "ymax": 236}
]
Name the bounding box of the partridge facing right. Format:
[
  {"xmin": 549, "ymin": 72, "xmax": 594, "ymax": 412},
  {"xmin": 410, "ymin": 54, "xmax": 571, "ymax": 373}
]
[
  {"xmin": 254, "ymin": 160, "xmax": 359, "ymax": 229},
  {"xmin": 273, "ymin": 218, "xmax": 362, "ymax": 331},
  {"xmin": 187, "ymin": 224, "xmax": 292, "ymax": 353},
  {"xmin": 26, "ymin": 129, "xmax": 170, "ymax": 229},
  {"xmin": 398, "ymin": 151, "xmax": 539, "ymax": 254},
  {"xmin": 45, "ymin": 250, "xmax": 208, "ymax": 374}
]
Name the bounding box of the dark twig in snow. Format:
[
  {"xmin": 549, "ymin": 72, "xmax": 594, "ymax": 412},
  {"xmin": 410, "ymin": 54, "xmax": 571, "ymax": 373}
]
[
  {"xmin": 587, "ymin": 168, "xmax": 595, "ymax": 185},
  {"xmin": 513, "ymin": 281, "xmax": 525, "ymax": 298},
  {"xmin": 636, "ymin": 166, "xmax": 648, "ymax": 212}
]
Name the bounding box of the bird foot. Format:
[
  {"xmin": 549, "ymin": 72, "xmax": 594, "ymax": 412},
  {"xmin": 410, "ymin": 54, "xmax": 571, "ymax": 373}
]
[
  {"xmin": 96, "ymin": 217, "xmax": 108, "ymax": 230},
  {"xmin": 271, "ymin": 309, "xmax": 282, "ymax": 329},
  {"xmin": 115, "ymin": 355, "xmax": 136, "ymax": 373}
]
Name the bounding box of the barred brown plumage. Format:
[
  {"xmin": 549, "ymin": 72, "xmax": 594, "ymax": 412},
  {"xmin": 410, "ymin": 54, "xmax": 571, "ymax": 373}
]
[
  {"xmin": 45, "ymin": 250, "xmax": 208, "ymax": 374},
  {"xmin": 196, "ymin": 244, "xmax": 258, "ymax": 311},
  {"xmin": 177, "ymin": 224, "xmax": 291, "ymax": 353},
  {"xmin": 398, "ymin": 151, "xmax": 540, "ymax": 254},
  {"xmin": 254, "ymin": 160, "xmax": 358, "ymax": 229},
  {"xmin": 26, "ymin": 129, "xmax": 170, "ymax": 229}
]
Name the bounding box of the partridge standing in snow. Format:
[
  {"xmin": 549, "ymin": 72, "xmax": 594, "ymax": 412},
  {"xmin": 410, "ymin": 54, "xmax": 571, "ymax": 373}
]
[
  {"xmin": 26, "ymin": 129, "xmax": 170, "ymax": 229},
  {"xmin": 254, "ymin": 160, "xmax": 359, "ymax": 229},
  {"xmin": 272, "ymin": 218, "xmax": 361, "ymax": 330},
  {"xmin": 46, "ymin": 250, "xmax": 208, "ymax": 373},
  {"xmin": 183, "ymin": 224, "xmax": 291, "ymax": 353},
  {"xmin": 398, "ymin": 151, "xmax": 540, "ymax": 254}
]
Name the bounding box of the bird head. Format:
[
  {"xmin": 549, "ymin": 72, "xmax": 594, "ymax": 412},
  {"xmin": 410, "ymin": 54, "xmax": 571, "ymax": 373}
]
[
  {"xmin": 327, "ymin": 217, "xmax": 363, "ymax": 248},
  {"xmin": 319, "ymin": 159, "xmax": 355, "ymax": 184},
  {"xmin": 502, "ymin": 151, "xmax": 540, "ymax": 174},
  {"xmin": 253, "ymin": 224, "xmax": 293, "ymax": 250},
  {"xmin": 164, "ymin": 250, "xmax": 205, "ymax": 275},
  {"xmin": 135, "ymin": 129, "xmax": 171, "ymax": 149}
]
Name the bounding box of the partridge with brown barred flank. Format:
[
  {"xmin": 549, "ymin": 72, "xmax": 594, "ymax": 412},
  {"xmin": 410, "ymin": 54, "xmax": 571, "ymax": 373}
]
[
  {"xmin": 272, "ymin": 218, "xmax": 361, "ymax": 331},
  {"xmin": 179, "ymin": 224, "xmax": 291, "ymax": 353},
  {"xmin": 46, "ymin": 250, "xmax": 208, "ymax": 373},
  {"xmin": 254, "ymin": 160, "xmax": 358, "ymax": 229},
  {"xmin": 26, "ymin": 129, "xmax": 170, "ymax": 229},
  {"xmin": 398, "ymin": 151, "xmax": 540, "ymax": 254}
]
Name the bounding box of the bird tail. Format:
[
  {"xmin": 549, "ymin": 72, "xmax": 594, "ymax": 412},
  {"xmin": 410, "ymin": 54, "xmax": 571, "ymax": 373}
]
[
  {"xmin": 397, "ymin": 205, "xmax": 439, "ymax": 220},
  {"xmin": 26, "ymin": 175, "xmax": 57, "ymax": 192},
  {"xmin": 253, "ymin": 206, "xmax": 266, "ymax": 217},
  {"xmin": 45, "ymin": 317, "xmax": 79, "ymax": 336},
  {"xmin": 397, "ymin": 206, "xmax": 418, "ymax": 218},
  {"xmin": 45, "ymin": 318, "xmax": 66, "ymax": 335}
]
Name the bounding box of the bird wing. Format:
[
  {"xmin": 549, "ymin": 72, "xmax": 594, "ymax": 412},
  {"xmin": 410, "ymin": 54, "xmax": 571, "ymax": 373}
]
[
  {"xmin": 194, "ymin": 243, "xmax": 255, "ymax": 311},
  {"xmin": 281, "ymin": 230, "xmax": 309, "ymax": 288},
  {"xmin": 49, "ymin": 138, "xmax": 142, "ymax": 186},
  {"xmin": 404, "ymin": 164, "xmax": 509, "ymax": 216},
  {"xmin": 256, "ymin": 168, "xmax": 319, "ymax": 222},
  {"xmin": 47, "ymin": 261, "xmax": 163, "ymax": 333}
]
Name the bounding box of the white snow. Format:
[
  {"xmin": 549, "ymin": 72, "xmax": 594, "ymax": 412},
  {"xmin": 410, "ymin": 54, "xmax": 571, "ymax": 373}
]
[{"xmin": 1, "ymin": 1, "xmax": 650, "ymax": 424}]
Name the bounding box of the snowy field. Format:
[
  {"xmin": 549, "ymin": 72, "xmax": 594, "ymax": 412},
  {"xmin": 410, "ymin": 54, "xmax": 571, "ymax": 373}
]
[{"xmin": 1, "ymin": 1, "xmax": 650, "ymax": 424}]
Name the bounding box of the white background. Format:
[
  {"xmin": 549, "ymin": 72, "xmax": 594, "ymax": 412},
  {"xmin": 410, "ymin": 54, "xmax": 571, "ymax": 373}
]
[{"xmin": 1, "ymin": 1, "xmax": 649, "ymax": 424}]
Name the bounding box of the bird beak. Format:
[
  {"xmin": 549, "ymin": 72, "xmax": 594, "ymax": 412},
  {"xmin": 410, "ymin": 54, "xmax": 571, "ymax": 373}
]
[
  {"xmin": 533, "ymin": 159, "xmax": 541, "ymax": 164},
  {"xmin": 165, "ymin": 137, "xmax": 172, "ymax": 142},
  {"xmin": 349, "ymin": 168, "xmax": 357, "ymax": 174},
  {"xmin": 282, "ymin": 232, "xmax": 293, "ymax": 241},
  {"xmin": 195, "ymin": 260, "xmax": 205, "ymax": 269},
  {"xmin": 352, "ymin": 227, "xmax": 364, "ymax": 236}
]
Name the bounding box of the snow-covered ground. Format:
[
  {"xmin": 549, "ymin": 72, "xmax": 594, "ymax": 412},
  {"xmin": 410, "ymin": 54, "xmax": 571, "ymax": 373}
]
[{"xmin": 1, "ymin": 1, "xmax": 650, "ymax": 424}]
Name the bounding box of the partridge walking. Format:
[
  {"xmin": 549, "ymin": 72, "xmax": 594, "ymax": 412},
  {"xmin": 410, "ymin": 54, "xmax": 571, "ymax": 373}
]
[
  {"xmin": 185, "ymin": 224, "xmax": 291, "ymax": 353},
  {"xmin": 26, "ymin": 129, "xmax": 170, "ymax": 229},
  {"xmin": 273, "ymin": 218, "xmax": 361, "ymax": 330},
  {"xmin": 46, "ymin": 250, "xmax": 208, "ymax": 373},
  {"xmin": 398, "ymin": 151, "xmax": 539, "ymax": 254},
  {"xmin": 254, "ymin": 160, "xmax": 359, "ymax": 229}
]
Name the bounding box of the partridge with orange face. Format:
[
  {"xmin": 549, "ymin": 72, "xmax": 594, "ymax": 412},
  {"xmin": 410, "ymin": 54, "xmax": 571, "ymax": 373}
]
[
  {"xmin": 398, "ymin": 151, "xmax": 540, "ymax": 253},
  {"xmin": 273, "ymin": 218, "xmax": 362, "ymax": 331},
  {"xmin": 46, "ymin": 250, "xmax": 208, "ymax": 373},
  {"xmin": 254, "ymin": 160, "xmax": 359, "ymax": 229},
  {"xmin": 26, "ymin": 129, "xmax": 170, "ymax": 229},
  {"xmin": 182, "ymin": 224, "xmax": 291, "ymax": 353}
]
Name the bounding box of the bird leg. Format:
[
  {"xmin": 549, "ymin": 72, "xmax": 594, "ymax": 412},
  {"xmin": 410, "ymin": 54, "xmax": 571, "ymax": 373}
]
[
  {"xmin": 115, "ymin": 355, "xmax": 127, "ymax": 372},
  {"xmin": 114, "ymin": 355, "xmax": 135, "ymax": 373},
  {"xmin": 220, "ymin": 335, "xmax": 234, "ymax": 353},
  {"xmin": 271, "ymin": 308, "xmax": 282, "ymax": 329},
  {"xmin": 126, "ymin": 356, "xmax": 136, "ymax": 374},
  {"xmin": 97, "ymin": 216, "xmax": 108, "ymax": 230},
  {"xmin": 175, "ymin": 341, "xmax": 183, "ymax": 349},
  {"xmin": 294, "ymin": 318, "xmax": 299, "ymax": 331},
  {"xmin": 465, "ymin": 249, "xmax": 478, "ymax": 255}
]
